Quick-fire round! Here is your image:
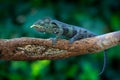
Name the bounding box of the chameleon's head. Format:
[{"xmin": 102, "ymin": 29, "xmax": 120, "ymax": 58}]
[{"xmin": 30, "ymin": 18, "xmax": 59, "ymax": 34}]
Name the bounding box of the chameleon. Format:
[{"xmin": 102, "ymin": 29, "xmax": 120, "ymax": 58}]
[{"xmin": 30, "ymin": 17, "xmax": 107, "ymax": 76}]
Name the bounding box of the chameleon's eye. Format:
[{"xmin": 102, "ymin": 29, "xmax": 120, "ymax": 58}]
[
  {"xmin": 53, "ymin": 28, "xmax": 59, "ymax": 34},
  {"xmin": 53, "ymin": 31, "xmax": 58, "ymax": 34}
]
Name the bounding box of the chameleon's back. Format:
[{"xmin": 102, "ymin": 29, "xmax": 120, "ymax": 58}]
[{"xmin": 50, "ymin": 19, "xmax": 97, "ymax": 39}]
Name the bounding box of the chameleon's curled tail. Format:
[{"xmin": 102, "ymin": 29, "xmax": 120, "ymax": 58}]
[{"xmin": 98, "ymin": 50, "xmax": 107, "ymax": 76}]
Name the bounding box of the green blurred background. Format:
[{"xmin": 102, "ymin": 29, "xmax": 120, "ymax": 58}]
[{"xmin": 0, "ymin": 0, "xmax": 120, "ymax": 80}]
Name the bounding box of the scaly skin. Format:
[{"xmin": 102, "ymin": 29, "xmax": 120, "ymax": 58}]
[{"xmin": 30, "ymin": 17, "xmax": 107, "ymax": 76}]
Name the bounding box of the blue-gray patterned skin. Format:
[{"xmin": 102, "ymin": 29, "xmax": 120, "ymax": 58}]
[
  {"xmin": 31, "ymin": 18, "xmax": 107, "ymax": 76},
  {"xmin": 31, "ymin": 18, "xmax": 96, "ymax": 43}
]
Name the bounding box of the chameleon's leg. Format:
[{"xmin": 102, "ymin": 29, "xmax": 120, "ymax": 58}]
[
  {"xmin": 69, "ymin": 29, "xmax": 82, "ymax": 44},
  {"xmin": 51, "ymin": 36, "xmax": 59, "ymax": 45},
  {"xmin": 51, "ymin": 27, "xmax": 63, "ymax": 45},
  {"xmin": 50, "ymin": 38, "xmax": 56, "ymax": 45}
]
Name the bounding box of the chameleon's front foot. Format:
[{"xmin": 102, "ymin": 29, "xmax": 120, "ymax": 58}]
[
  {"xmin": 50, "ymin": 38, "xmax": 57, "ymax": 45},
  {"xmin": 69, "ymin": 38, "xmax": 75, "ymax": 44}
]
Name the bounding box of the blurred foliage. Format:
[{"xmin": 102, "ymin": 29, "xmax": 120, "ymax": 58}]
[{"xmin": 0, "ymin": 0, "xmax": 120, "ymax": 80}]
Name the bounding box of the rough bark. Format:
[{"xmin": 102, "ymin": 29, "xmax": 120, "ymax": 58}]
[{"xmin": 0, "ymin": 31, "xmax": 120, "ymax": 60}]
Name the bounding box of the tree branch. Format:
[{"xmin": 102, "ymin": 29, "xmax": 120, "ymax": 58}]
[{"xmin": 0, "ymin": 31, "xmax": 120, "ymax": 60}]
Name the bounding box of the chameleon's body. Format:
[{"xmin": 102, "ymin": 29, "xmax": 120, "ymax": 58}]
[{"xmin": 31, "ymin": 18, "xmax": 107, "ymax": 75}]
